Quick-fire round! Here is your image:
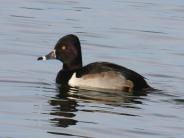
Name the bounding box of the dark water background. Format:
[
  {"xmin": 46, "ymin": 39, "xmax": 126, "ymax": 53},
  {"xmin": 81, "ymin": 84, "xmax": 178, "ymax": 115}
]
[{"xmin": 0, "ymin": 0, "xmax": 184, "ymax": 138}]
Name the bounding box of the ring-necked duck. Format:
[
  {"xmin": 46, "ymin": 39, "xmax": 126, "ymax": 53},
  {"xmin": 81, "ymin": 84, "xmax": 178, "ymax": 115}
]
[{"xmin": 38, "ymin": 34, "xmax": 152, "ymax": 92}]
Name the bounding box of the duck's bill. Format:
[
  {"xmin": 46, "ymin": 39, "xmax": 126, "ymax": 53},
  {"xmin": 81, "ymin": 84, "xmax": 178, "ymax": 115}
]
[{"xmin": 37, "ymin": 50, "xmax": 56, "ymax": 61}]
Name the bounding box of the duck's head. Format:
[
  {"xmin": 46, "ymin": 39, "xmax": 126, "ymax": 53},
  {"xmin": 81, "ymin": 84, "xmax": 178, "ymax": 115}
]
[{"xmin": 38, "ymin": 34, "xmax": 82, "ymax": 70}]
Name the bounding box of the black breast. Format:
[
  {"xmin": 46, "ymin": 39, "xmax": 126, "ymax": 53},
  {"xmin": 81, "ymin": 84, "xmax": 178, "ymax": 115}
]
[{"xmin": 56, "ymin": 70, "xmax": 73, "ymax": 85}]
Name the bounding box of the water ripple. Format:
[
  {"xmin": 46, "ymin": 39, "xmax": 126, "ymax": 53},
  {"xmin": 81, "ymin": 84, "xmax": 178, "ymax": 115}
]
[
  {"xmin": 10, "ymin": 15, "xmax": 35, "ymax": 19},
  {"xmin": 48, "ymin": 131, "xmax": 92, "ymax": 138},
  {"xmin": 20, "ymin": 6, "xmax": 44, "ymax": 11}
]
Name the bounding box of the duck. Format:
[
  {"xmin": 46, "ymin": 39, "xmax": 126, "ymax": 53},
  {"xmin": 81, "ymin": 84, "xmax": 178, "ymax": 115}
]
[{"xmin": 37, "ymin": 34, "xmax": 152, "ymax": 92}]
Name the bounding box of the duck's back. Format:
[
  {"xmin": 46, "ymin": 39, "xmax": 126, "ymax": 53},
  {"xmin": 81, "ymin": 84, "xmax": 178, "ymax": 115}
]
[{"xmin": 68, "ymin": 62, "xmax": 150, "ymax": 91}]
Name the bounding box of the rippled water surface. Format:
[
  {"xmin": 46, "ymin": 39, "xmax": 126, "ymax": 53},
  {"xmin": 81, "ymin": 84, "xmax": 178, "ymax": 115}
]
[{"xmin": 0, "ymin": 0, "xmax": 184, "ymax": 138}]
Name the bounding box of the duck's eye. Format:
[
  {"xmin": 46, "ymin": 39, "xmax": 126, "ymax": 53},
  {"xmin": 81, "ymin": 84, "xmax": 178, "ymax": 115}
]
[{"xmin": 61, "ymin": 45, "xmax": 66, "ymax": 50}]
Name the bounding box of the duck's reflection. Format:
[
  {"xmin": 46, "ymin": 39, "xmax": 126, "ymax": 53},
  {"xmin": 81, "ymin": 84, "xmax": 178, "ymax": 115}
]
[
  {"xmin": 49, "ymin": 85, "xmax": 78, "ymax": 127},
  {"xmin": 49, "ymin": 85, "xmax": 147, "ymax": 128}
]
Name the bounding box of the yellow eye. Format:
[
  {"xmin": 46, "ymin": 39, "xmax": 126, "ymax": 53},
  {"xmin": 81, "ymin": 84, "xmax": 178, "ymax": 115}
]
[{"xmin": 62, "ymin": 45, "xmax": 66, "ymax": 50}]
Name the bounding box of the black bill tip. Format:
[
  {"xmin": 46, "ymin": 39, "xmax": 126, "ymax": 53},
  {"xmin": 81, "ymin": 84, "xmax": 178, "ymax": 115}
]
[{"xmin": 37, "ymin": 56, "xmax": 45, "ymax": 61}]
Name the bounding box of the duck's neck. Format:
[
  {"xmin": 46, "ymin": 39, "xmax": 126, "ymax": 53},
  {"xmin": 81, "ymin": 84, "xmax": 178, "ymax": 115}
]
[{"xmin": 63, "ymin": 59, "xmax": 82, "ymax": 71}]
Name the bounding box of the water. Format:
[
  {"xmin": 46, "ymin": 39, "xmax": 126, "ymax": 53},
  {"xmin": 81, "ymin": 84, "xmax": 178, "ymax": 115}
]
[{"xmin": 0, "ymin": 0, "xmax": 184, "ymax": 137}]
